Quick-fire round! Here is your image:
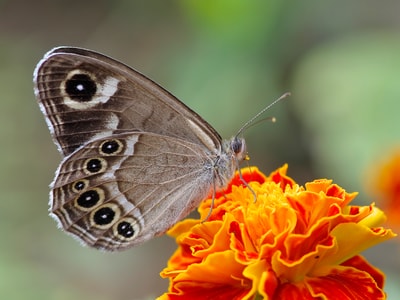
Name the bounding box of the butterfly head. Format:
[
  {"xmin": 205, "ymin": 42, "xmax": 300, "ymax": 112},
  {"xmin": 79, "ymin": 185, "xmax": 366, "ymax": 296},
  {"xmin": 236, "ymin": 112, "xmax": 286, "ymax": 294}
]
[{"xmin": 230, "ymin": 137, "xmax": 247, "ymax": 162}]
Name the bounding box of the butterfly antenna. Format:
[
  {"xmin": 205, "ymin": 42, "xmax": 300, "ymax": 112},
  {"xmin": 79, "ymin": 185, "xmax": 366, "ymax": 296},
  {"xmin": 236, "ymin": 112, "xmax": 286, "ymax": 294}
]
[{"xmin": 235, "ymin": 92, "xmax": 290, "ymax": 138}]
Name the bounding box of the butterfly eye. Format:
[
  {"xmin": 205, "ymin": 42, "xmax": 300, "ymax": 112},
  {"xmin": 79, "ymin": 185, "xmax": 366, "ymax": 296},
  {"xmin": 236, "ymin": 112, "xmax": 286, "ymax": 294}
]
[
  {"xmin": 231, "ymin": 138, "xmax": 244, "ymax": 154},
  {"xmin": 65, "ymin": 73, "xmax": 97, "ymax": 102}
]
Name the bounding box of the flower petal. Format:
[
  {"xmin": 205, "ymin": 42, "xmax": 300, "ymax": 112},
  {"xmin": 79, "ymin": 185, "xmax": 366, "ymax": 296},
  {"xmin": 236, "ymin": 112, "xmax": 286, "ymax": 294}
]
[
  {"xmin": 316, "ymin": 222, "xmax": 396, "ymax": 268},
  {"xmin": 159, "ymin": 166, "xmax": 396, "ymax": 299},
  {"xmin": 306, "ymin": 263, "xmax": 386, "ymax": 299},
  {"xmin": 159, "ymin": 251, "xmax": 252, "ymax": 300}
]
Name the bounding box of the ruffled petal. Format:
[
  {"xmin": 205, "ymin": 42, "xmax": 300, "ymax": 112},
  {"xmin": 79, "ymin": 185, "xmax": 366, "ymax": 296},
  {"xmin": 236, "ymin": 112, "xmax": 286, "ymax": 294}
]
[{"xmin": 159, "ymin": 166, "xmax": 396, "ymax": 299}]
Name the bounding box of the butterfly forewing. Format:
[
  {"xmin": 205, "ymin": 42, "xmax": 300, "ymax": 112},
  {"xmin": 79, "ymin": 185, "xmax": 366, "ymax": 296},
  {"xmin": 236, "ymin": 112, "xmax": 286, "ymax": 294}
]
[{"xmin": 34, "ymin": 47, "xmax": 222, "ymax": 156}]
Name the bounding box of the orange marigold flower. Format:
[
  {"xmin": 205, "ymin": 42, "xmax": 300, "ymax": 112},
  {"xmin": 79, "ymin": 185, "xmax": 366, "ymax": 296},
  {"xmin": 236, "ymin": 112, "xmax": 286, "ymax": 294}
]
[
  {"xmin": 368, "ymin": 149, "xmax": 400, "ymax": 228},
  {"xmin": 158, "ymin": 165, "xmax": 396, "ymax": 300}
]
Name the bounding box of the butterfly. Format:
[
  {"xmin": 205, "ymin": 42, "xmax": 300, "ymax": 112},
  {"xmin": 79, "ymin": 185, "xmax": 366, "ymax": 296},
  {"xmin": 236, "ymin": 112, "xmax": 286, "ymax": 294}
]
[{"xmin": 33, "ymin": 47, "xmax": 251, "ymax": 251}]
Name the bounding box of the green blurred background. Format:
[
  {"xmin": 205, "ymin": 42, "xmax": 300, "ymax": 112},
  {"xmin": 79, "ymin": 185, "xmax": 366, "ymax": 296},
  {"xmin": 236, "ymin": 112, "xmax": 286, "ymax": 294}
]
[{"xmin": 1, "ymin": 0, "xmax": 399, "ymax": 299}]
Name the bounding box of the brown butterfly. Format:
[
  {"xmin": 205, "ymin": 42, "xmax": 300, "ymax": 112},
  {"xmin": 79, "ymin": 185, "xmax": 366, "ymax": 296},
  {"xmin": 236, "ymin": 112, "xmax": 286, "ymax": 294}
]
[{"xmin": 34, "ymin": 47, "xmax": 248, "ymax": 251}]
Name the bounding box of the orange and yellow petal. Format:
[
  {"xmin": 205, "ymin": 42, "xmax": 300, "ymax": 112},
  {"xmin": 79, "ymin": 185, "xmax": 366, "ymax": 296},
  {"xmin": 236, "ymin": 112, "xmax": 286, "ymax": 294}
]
[
  {"xmin": 159, "ymin": 166, "xmax": 396, "ymax": 299},
  {"xmin": 271, "ymin": 261, "xmax": 385, "ymax": 300},
  {"xmin": 159, "ymin": 251, "xmax": 252, "ymax": 300},
  {"xmin": 306, "ymin": 262, "xmax": 385, "ymax": 299}
]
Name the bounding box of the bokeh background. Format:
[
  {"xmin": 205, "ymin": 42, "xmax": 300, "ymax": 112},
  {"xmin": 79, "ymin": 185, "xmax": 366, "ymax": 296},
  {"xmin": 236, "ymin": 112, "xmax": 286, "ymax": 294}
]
[{"xmin": 1, "ymin": 0, "xmax": 399, "ymax": 299}]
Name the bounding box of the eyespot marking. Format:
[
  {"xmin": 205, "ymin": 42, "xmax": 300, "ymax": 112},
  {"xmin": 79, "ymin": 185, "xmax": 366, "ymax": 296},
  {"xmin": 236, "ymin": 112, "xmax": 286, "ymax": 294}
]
[
  {"xmin": 84, "ymin": 157, "xmax": 107, "ymax": 175},
  {"xmin": 74, "ymin": 188, "xmax": 105, "ymax": 211},
  {"xmin": 72, "ymin": 179, "xmax": 89, "ymax": 193},
  {"xmin": 65, "ymin": 73, "xmax": 96, "ymax": 102},
  {"xmin": 113, "ymin": 218, "xmax": 141, "ymax": 241},
  {"xmin": 99, "ymin": 139, "xmax": 123, "ymax": 156},
  {"xmin": 90, "ymin": 203, "xmax": 121, "ymax": 229},
  {"xmin": 60, "ymin": 70, "xmax": 120, "ymax": 109}
]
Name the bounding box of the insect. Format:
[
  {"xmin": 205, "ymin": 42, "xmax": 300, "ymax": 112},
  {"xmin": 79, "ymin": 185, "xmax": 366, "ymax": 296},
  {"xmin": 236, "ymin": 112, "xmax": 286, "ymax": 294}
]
[{"xmin": 34, "ymin": 47, "xmax": 287, "ymax": 251}]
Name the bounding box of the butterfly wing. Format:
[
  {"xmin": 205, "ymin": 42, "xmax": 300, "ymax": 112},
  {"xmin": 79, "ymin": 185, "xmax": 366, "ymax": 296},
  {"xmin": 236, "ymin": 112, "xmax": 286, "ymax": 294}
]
[
  {"xmin": 34, "ymin": 46, "xmax": 222, "ymax": 156},
  {"xmin": 51, "ymin": 132, "xmax": 216, "ymax": 250}
]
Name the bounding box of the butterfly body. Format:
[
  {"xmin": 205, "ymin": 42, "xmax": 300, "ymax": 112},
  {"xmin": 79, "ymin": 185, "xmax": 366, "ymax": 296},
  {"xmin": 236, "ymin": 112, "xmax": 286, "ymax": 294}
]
[{"xmin": 34, "ymin": 47, "xmax": 246, "ymax": 251}]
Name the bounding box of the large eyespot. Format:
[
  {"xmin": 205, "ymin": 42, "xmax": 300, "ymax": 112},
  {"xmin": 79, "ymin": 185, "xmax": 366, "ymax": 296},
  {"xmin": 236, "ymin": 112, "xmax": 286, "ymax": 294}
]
[
  {"xmin": 60, "ymin": 70, "xmax": 119, "ymax": 109},
  {"xmin": 74, "ymin": 188, "xmax": 105, "ymax": 211},
  {"xmin": 99, "ymin": 139, "xmax": 123, "ymax": 156},
  {"xmin": 113, "ymin": 218, "xmax": 140, "ymax": 241},
  {"xmin": 71, "ymin": 179, "xmax": 89, "ymax": 193},
  {"xmin": 65, "ymin": 73, "xmax": 97, "ymax": 102},
  {"xmin": 90, "ymin": 203, "xmax": 120, "ymax": 229},
  {"xmin": 83, "ymin": 157, "xmax": 107, "ymax": 175}
]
